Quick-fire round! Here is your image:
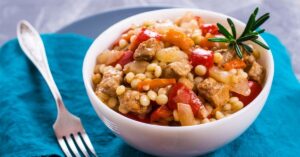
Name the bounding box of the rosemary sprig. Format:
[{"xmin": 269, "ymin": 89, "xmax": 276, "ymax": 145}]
[{"xmin": 208, "ymin": 7, "xmax": 270, "ymax": 58}]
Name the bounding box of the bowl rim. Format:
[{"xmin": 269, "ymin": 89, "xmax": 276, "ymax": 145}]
[{"xmin": 82, "ymin": 8, "xmax": 274, "ymax": 131}]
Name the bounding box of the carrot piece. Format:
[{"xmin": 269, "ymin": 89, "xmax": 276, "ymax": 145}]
[
  {"xmin": 137, "ymin": 79, "xmax": 176, "ymax": 91},
  {"xmin": 223, "ymin": 59, "xmax": 247, "ymax": 70},
  {"xmin": 163, "ymin": 29, "xmax": 194, "ymax": 54}
]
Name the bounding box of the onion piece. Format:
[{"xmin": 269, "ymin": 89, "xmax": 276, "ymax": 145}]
[
  {"xmin": 209, "ymin": 66, "xmax": 232, "ymax": 84},
  {"xmin": 177, "ymin": 103, "xmax": 196, "ymax": 126},
  {"xmin": 97, "ymin": 50, "xmax": 124, "ymax": 65},
  {"xmin": 209, "ymin": 66, "xmax": 250, "ymax": 96},
  {"xmin": 230, "ymin": 75, "xmax": 250, "ymax": 96}
]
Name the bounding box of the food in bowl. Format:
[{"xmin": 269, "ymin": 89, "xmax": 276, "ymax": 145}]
[
  {"xmin": 91, "ymin": 8, "xmax": 269, "ymax": 126},
  {"xmin": 84, "ymin": 8, "xmax": 274, "ymax": 156}
]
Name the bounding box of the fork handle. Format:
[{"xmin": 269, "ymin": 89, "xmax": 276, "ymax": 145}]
[{"xmin": 17, "ymin": 20, "xmax": 66, "ymax": 113}]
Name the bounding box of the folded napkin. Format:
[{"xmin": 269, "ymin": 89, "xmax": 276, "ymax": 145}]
[{"xmin": 0, "ymin": 33, "xmax": 299, "ymax": 157}]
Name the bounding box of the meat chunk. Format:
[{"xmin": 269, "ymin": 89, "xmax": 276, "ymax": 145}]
[
  {"xmin": 123, "ymin": 61, "xmax": 149, "ymax": 74},
  {"xmin": 96, "ymin": 66, "xmax": 123, "ymax": 96},
  {"xmin": 215, "ymin": 49, "xmax": 235, "ymax": 64},
  {"xmin": 134, "ymin": 38, "xmax": 163, "ymax": 61},
  {"xmin": 248, "ymin": 61, "xmax": 264, "ymax": 84},
  {"xmin": 243, "ymin": 53, "xmax": 255, "ymax": 66},
  {"xmin": 197, "ymin": 78, "xmax": 230, "ymax": 107},
  {"xmin": 168, "ymin": 61, "xmax": 192, "ymax": 76},
  {"xmin": 162, "ymin": 61, "xmax": 192, "ymax": 78},
  {"xmin": 162, "ymin": 66, "xmax": 178, "ymax": 78},
  {"xmin": 118, "ymin": 90, "xmax": 150, "ymax": 115}
]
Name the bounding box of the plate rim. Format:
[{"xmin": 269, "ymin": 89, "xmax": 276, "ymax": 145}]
[{"xmin": 56, "ymin": 5, "xmax": 173, "ymax": 33}]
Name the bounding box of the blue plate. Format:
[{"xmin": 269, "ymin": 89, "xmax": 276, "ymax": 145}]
[{"xmin": 57, "ymin": 6, "xmax": 169, "ymax": 38}]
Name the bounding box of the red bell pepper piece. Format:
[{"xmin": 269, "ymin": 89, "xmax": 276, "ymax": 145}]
[
  {"xmin": 190, "ymin": 48, "xmax": 214, "ymax": 69},
  {"xmin": 167, "ymin": 83, "xmax": 202, "ymax": 116},
  {"xmin": 200, "ymin": 24, "xmax": 219, "ymax": 36},
  {"xmin": 114, "ymin": 50, "xmax": 134, "ymax": 67},
  {"xmin": 150, "ymin": 105, "xmax": 173, "ymax": 125},
  {"xmin": 129, "ymin": 28, "xmax": 161, "ymax": 51}
]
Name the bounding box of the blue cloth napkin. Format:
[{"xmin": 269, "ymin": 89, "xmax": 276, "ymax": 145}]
[{"xmin": 0, "ymin": 33, "xmax": 299, "ymax": 157}]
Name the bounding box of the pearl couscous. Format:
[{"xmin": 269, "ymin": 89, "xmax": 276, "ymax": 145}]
[{"xmin": 92, "ymin": 12, "xmax": 265, "ymax": 126}]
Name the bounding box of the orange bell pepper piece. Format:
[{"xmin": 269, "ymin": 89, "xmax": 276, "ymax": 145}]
[
  {"xmin": 137, "ymin": 79, "xmax": 176, "ymax": 91},
  {"xmin": 163, "ymin": 29, "xmax": 194, "ymax": 54},
  {"xmin": 199, "ymin": 33, "xmax": 217, "ymax": 49},
  {"xmin": 223, "ymin": 59, "xmax": 247, "ymax": 70}
]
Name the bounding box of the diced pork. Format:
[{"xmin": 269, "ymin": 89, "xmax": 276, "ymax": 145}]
[
  {"xmin": 118, "ymin": 90, "xmax": 150, "ymax": 114},
  {"xmin": 96, "ymin": 66, "xmax": 123, "ymax": 96},
  {"xmin": 168, "ymin": 61, "xmax": 192, "ymax": 76},
  {"xmin": 162, "ymin": 66, "xmax": 178, "ymax": 78},
  {"xmin": 197, "ymin": 78, "xmax": 230, "ymax": 107},
  {"xmin": 243, "ymin": 53, "xmax": 255, "ymax": 66},
  {"xmin": 123, "ymin": 61, "xmax": 149, "ymax": 74},
  {"xmin": 248, "ymin": 61, "xmax": 264, "ymax": 84},
  {"xmin": 134, "ymin": 38, "xmax": 163, "ymax": 61},
  {"xmin": 215, "ymin": 49, "xmax": 235, "ymax": 64},
  {"xmin": 162, "ymin": 61, "xmax": 192, "ymax": 78}
]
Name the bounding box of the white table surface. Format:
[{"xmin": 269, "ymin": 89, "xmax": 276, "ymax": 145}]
[{"xmin": 1, "ymin": 0, "xmax": 299, "ymax": 79}]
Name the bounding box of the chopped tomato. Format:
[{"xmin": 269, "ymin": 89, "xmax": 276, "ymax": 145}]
[
  {"xmin": 163, "ymin": 28, "xmax": 194, "ymax": 53},
  {"xmin": 129, "ymin": 28, "xmax": 161, "ymax": 51},
  {"xmin": 233, "ymin": 81, "xmax": 262, "ymax": 106},
  {"xmin": 137, "ymin": 79, "xmax": 176, "ymax": 91},
  {"xmin": 150, "ymin": 105, "xmax": 173, "ymax": 125},
  {"xmin": 223, "ymin": 59, "xmax": 246, "ymax": 70},
  {"xmin": 114, "ymin": 50, "xmax": 134, "ymax": 67},
  {"xmin": 123, "ymin": 113, "xmax": 150, "ymax": 123},
  {"xmin": 190, "ymin": 48, "xmax": 214, "ymax": 69},
  {"xmin": 167, "ymin": 83, "xmax": 203, "ymax": 116},
  {"xmin": 200, "ymin": 24, "xmax": 219, "ymax": 36}
]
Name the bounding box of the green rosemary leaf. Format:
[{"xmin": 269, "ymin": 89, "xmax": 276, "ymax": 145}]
[
  {"xmin": 207, "ymin": 7, "xmax": 270, "ymax": 59},
  {"xmin": 234, "ymin": 44, "xmax": 243, "ymax": 58},
  {"xmin": 208, "ymin": 37, "xmax": 230, "ymax": 42},
  {"xmin": 241, "ymin": 43, "xmax": 253, "ymax": 54},
  {"xmin": 253, "ymin": 13, "xmax": 270, "ymax": 30},
  {"xmin": 237, "ymin": 34, "xmax": 258, "ymax": 43},
  {"xmin": 227, "ymin": 18, "xmax": 236, "ymax": 39},
  {"xmin": 240, "ymin": 12, "xmax": 256, "ymax": 37},
  {"xmin": 252, "ymin": 39, "xmax": 270, "ymax": 49},
  {"xmin": 253, "ymin": 7, "xmax": 259, "ymax": 16},
  {"xmin": 255, "ymin": 29, "xmax": 265, "ymax": 34},
  {"xmin": 216, "ymin": 23, "xmax": 233, "ymax": 39}
]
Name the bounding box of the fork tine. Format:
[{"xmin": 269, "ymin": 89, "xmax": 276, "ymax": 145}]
[
  {"xmin": 58, "ymin": 138, "xmax": 72, "ymax": 157},
  {"xmin": 81, "ymin": 133, "xmax": 98, "ymax": 157},
  {"xmin": 66, "ymin": 136, "xmax": 81, "ymax": 157},
  {"xmin": 74, "ymin": 134, "xmax": 90, "ymax": 157}
]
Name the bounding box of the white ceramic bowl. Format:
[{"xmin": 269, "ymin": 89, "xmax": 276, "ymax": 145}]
[{"xmin": 82, "ymin": 8, "xmax": 274, "ymax": 157}]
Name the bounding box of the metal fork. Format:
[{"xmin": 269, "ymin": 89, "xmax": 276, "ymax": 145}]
[{"xmin": 17, "ymin": 20, "xmax": 97, "ymax": 157}]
